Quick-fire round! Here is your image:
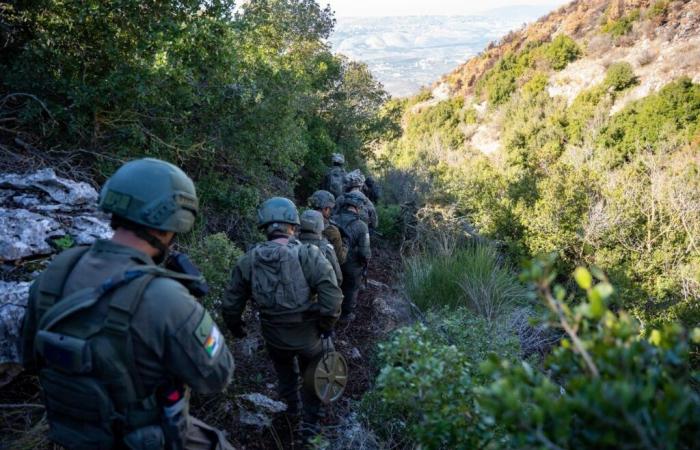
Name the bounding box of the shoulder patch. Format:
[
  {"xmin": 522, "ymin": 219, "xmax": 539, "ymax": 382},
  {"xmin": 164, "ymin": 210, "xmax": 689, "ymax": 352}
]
[{"xmin": 194, "ymin": 312, "xmax": 222, "ymax": 358}]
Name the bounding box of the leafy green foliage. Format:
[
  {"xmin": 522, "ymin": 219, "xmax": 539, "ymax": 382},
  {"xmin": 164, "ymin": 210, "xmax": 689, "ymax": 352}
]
[
  {"xmin": 476, "ymin": 36, "xmax": 580, "ymax": 105},
  {"xmin": 375, "ymin": 204, "xmax": 402, "ymax": 242},
  {"xmin": 363, "ymin": 323, "xmax": 500, "ymax": 449},
  {"xmin": 541, "ymin": 35, "xmax": 582, "ymax": 71},
  {"xmin": 51, "ymin": 235, "xmax": 75, "ymax": 251},
  {"xmin": 405, "ymin": 97, "xmax": 466, "ymax": 148},
  {"xmin": 0, "ymin": 0, "xmax": 391, "ymax": 235},
  {"xmin": 604, "ymin": 61, "xmax": 638, "ymax": 91},
  {"xmin": 601, "ymin": 9, "xmax": 641, "ymax": 37},
  {"xmin": 599, "ymin": 77, "xmax": 700, "ymax": 166},
  {"xmin": 479, "ymin": 258, "xmax": 700, "ymax": 450},
  {"xmin": 183, "ymin": 232, "xmax": 243, "ymax": 312}
]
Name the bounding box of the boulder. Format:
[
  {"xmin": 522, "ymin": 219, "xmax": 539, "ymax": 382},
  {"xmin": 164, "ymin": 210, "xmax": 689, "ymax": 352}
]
[
  {"xmin": 0, "ymin": 281, "xmax": 30, "ymax": 387},
  {"xmin": 0, "ymin": 169, "xmax": 112, "ymax": 386}
]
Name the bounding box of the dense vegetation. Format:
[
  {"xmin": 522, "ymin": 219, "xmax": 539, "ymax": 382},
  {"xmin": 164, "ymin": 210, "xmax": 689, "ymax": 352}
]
[
  {"xmin": 366, "ymin": 2, "xmax": 700, "ymax": 448},
  {"xmin": 0, "ymin": 0, "xmax": 392, "ymax": 241}
]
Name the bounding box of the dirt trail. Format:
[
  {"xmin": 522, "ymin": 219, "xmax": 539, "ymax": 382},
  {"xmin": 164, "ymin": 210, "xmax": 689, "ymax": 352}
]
[{"xmin": 0, "ymin": 241, "xmax": 407, "ymax": 450}]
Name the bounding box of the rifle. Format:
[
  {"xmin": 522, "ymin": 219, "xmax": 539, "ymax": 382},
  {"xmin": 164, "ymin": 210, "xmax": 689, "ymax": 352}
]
[{"xmin": 165, "ymin": 251, "xmax": 210, "ymax": 298}]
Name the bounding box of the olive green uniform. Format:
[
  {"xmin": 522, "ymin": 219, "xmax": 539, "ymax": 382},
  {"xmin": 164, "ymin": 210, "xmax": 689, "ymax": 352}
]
[
  {"xmin": 22, "ymin": 240, "xmax": 235, "ymax": 449},
  {"xmin": 334, "ymin": 210, "xmax": 371, "ymax": 318},
  {"xmin": 335, "ymin": 190, "xmax": 378, "ymax": 230},
  {"xmin": 299, "ymin": 232, "xmax": 343, "ymax": 285},
  {"xmin": 223, "ymin": 238, "xmax": 342, "ymax": 420},
  {"xmin": 324, "ymin": 220, "xmax": 347, "ymax": 265}
]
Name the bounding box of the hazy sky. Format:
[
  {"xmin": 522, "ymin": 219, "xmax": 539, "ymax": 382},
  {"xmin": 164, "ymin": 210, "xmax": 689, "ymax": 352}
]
[{"xmin": 326, "ymin": 0, "xmax": 570, "ymax": 17}]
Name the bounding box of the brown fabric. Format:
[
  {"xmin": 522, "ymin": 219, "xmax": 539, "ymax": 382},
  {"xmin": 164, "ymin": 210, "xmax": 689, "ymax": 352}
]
[{"xmin": 186, "ymin": 417, "xmax": 235, "ymax": 450}]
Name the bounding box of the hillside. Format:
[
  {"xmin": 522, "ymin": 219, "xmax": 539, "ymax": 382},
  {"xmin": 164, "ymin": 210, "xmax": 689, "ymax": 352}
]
[
  {"xmin": 363, "ymin": 1, "xmax": 700, "ymax": 448},
  {"xmin": 380, "ymin": 0, "xmax": 700, "ymax": 328}
]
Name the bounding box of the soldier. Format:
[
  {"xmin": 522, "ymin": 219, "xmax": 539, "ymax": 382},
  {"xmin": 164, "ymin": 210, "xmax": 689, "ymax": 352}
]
[
  {"xmin": 334, "ymin": 191, "xmax": 371, "ymax": 322},
  {"xmin": 321, "ymin": 153, "xmax": 347, "ymax": 198},
  {"xmin": 336, "ymin": 169, "xmax": 378, "ymax": 231},
  {"xmin": 362, "ymin": 175, "xmax": 382, "ymax": 205},
  {"xmin": 223, "ymin": 197, "xmax": 342, "ymax": 437},
  {"xmin": 21, "ymin": 158, "xmax": 235, "ymax": 450},
  {"xmin": 308, "ymin": 189, "xmax": 347, "ymax": 265},
  {"xmin": 298, "ymin": 209, "xmax": 343, "ymax": 285}
]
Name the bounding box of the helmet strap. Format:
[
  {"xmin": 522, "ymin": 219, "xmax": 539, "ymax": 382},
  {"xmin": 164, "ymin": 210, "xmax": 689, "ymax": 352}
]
[{"xmin": 133, "ymin": 228, "xmax": 170, "ymax": 264}]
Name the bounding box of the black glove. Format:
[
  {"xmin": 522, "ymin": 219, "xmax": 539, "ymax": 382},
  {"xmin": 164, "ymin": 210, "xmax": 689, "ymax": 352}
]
[
  {"xmin": 165, "ymin": 251, "xmax": 210, "ymax": 298},
  {"xmin": 229, "ymin": 322, "xmax": 247, "ymax": 338}
]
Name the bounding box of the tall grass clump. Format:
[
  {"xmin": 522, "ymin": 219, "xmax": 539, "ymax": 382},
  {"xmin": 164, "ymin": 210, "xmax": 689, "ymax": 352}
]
[{"xmin": 403, "ymin": 241, "xmax": 526, "ymax": 317}]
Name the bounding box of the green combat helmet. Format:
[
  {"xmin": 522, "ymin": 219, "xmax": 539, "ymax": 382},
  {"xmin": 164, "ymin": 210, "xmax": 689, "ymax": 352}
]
[
  {"xmin": 99, "ymin": 158, "xmax": 198, "ymax": 233},
  {"xmin": 345, "ymin": 169, "xmax": 365, "ymax": 189},
  {"xmin": 343, "ymin": 190, "xmax": 366, "ymax": 209},
  {"xmin": 300, "ymin": 210, "xmax": 325, "ymax": 238},
  {"xmin": 308, "ymin": 190, "xmax": 336, "ymax": 210},
  {"xmin": 257, "ymin": 197, "xmax": 300, "ymax": 229},
  {"xmin": 331, "ymin": 153, "xmax": 345, "ymax": 166}
]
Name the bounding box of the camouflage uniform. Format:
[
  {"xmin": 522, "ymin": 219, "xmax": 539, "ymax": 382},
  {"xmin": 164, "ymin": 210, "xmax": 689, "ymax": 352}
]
[{"xmin": 299, "ymin": 210, "xmax": 343, "ymax": 285}]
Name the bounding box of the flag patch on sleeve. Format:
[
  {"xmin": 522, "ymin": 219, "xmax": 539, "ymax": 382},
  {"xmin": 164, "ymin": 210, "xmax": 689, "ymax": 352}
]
[
  {"xmin": 194, "ymin": 311, "xmax": 222, "ymax": 358},
  {"xmin": 204, "ymin": 325, "xmax": 222, "ymax": 357}
]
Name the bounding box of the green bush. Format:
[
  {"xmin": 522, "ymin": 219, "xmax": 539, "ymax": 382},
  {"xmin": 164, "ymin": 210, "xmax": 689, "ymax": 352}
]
[
  {"xmin": 479, "ymin": 259, "xmax": 700, "ymax": 450},
  {"xmin": 183, "ymin": 232, "xmax": 243, "ymax": 312},
  {"xmin": 405, "ymin": 97, "xmax": 466, "ymax": 148},
  {"xmin": 601, "ymin": 9, "xmax": 641, "ymax": 37},
  {"xmin": 375, "ymin": 203, "xmax": 402, "ymax": 242},
  {"xmin": 604, "ymin": 61, "xmax": 638, "ymax": 91},
  {"xmin": 598, "ymin": 77, "xmax": 700, "ymax": 166},
  {"xmin": 363, "ymin": 324, "xmax": 494, "ymax": 449},
  {"xmin": 541, "ymin": 35, "xmax": 582, "ymax": 71}
]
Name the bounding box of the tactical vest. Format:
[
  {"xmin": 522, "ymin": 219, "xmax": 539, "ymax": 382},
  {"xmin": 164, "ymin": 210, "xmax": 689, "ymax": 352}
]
[
  {"xmin": 250, "ymin": 241, "xmax": 312, "ymax": 316},
  {"xmin": 31, "ymin": 246, "xmax": 199, "ymax": 450},
  {"xmin": 334, "ymin": 213, "xmax": 363, "ymax": 261},
  {"xmin": 325, "ymin": 167, "xmax": 346, "ymax": 198}
]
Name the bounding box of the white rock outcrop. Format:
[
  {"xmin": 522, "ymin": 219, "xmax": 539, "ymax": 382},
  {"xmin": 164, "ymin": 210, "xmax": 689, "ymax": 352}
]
[{"xmin": 0, "ymin": 169, "xmax": 112, "ymax": 386}]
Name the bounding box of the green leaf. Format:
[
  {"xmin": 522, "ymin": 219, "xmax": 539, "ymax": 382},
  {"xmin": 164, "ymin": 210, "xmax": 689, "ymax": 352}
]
[
  {"xmin": 573, "ymin": 267, "xmax": 593, "ymax": 290},
  {"xmin": 592, "ymin": 282, "xmax": 614, "ymax": 300}
]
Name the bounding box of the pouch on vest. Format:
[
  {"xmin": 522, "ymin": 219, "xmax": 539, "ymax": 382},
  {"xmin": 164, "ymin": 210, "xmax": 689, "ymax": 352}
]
[
  {"xmin": 35, "ymin": 330, "xmax": 93, "ymax": 374},
  {"xmin": 40, "ymin": 367, "xmax": 116, "ymax": 450},
  {"xmin": 251, "ymin": 243, "xmax": 311, "ymax": 312}
]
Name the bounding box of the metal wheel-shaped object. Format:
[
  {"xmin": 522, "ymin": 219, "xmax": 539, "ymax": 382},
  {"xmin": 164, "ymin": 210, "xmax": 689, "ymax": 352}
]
[{"xmin": 304, "ymin": 351, "xmax": 348, "ymax": 404}]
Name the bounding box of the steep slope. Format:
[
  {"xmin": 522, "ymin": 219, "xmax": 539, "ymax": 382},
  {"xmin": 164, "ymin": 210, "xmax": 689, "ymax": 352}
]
[{"xmin": 380, "ymin": 0, "xmax": 700, "ymax": 328}]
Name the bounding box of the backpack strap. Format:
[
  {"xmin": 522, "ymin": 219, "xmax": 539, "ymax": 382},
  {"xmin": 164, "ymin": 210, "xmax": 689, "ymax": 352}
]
[{"xmin": 35, "ymin": 246, "xmax": 90, "ymax": 321}]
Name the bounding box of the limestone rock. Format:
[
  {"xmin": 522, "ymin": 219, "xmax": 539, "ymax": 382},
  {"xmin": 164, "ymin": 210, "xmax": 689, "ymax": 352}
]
[
  {"xmin": 237, "ymin": 393, "xmax": 287, "ymax": 428},
  {"xmin": 0, "ymin": 281, "xmax": 30, "ymax": 387},
  {"xmin": 0, "ymin": 169, "xmax": 111, "ymax": 261}
]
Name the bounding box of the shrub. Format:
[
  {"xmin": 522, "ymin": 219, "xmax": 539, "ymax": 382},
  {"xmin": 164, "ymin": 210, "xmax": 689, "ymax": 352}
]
[
  {"xmin": 541, "ymin": 35, "xmax": 582, "ymax": 70},
  {"xmin": 478, "ymin": 258, "xmax": 700, "ymax": 450},
  {"xmin": 375, "ymin": 203, "xmax": 402, "ymax": 242},
  {"xmin": 598, "ymin": 77, "xmax": 700, "ymax": 166},
  {"xmin": 363, "ymin": 324, "xmax": 495, "ymax": 449},
  {"xmin": 183, "ymin": 231, "xmax": 243, "ymax": 312},
  {"xmin": 601, "ymin": 9, "xmax": 641, "ymax": 37},
  {"xmin": 604, "ymin": 61, "xmax": 638, "ymax": 91}
]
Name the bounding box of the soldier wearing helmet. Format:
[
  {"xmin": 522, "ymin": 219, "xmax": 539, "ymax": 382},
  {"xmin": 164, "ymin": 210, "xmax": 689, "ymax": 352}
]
[
  {"xmin": 335, "ymin": 169, "xmax": 378, "ymax": 231},
  {"xmin": 299, "ymin": 209, "xmax": 343, "ymax": 284},
  {"xmin": 308, "ymin": 190, "xmax": 347, "ymax": 266},
  {"xmin": 223, "ymin": 197, "xmax": 342, "ymax": 438},
  {"xmin": 321, "ymin": 153, "xmax": 347, "ymax": 198},
  {"xmin": 333, "ymin": 190, "xmax": 371, "ymax": 322},
  {"xmin": 21, "ymin": 158, "xmax": 235, "ymax": 450}
]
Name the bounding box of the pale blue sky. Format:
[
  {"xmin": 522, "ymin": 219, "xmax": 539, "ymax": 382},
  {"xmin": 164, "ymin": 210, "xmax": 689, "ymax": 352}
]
[{"xmin": 326, "ymin": 0, "xmax": 570, "ymax": 17}]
